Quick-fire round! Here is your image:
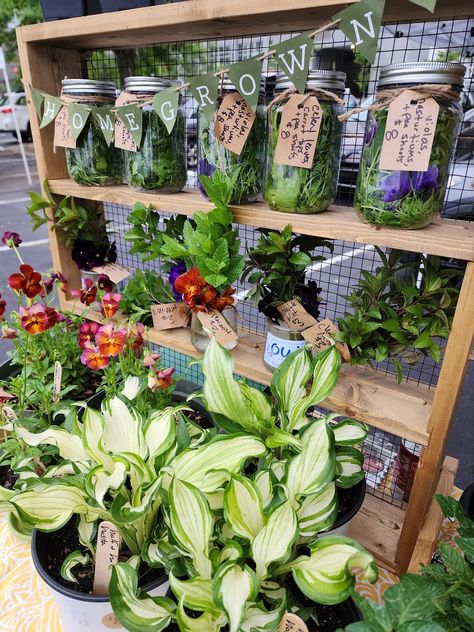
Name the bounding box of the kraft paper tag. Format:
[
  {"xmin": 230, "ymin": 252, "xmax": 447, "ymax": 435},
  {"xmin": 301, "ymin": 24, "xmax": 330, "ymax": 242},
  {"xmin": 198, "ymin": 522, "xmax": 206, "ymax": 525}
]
[
  {"xmin": 274, "ymin": 95, "xmax": 323, "ymax": 169},
  {"xmin": 92, "ymin": 263, "xmax": 131, "ymax": 285},
  {"xmin": 53, "ymin": 106, "xmax": 76, "ymax": 148},
  {"xmin": 279, "ymin": 612, "xmax": 309, "ymax": 632},
  {"xmin": 214, "ymin": 92, "xmax": 256, "ymax": 155},
  {"xmin": 102, "ymin": 613, "xmax": 122, "ymax": 629},
  {"xmin": 379, "ymin": 89, "xmax": 439, "ymax": 172},
  {"xmin": 114, "ymin": 92, "xmax": 138, "ymax": 152},
  {"xmin": 52, "ymin": 361, "xmax": 62, "ymax": 401},
  {"xmin": 2, "ymin": 406, "xmax": 17, "ymax": 422},
  {"xmin": 197, "ymin": 309, "xmax": 238, "ymax": 346},
  {"xmin": 93, "ymin": 521, "xmax": 121, "ymax": 595},
  {"xmin": 302, "ymin": 318, "xmax": 351, "ymax": 362},
  {"xmin": 277, "ymin": 299, "xmax": 318, "ymax": 330},
  {"xmin": 151, "ymin": 302, "xmax": 189, "ymax": 330}
]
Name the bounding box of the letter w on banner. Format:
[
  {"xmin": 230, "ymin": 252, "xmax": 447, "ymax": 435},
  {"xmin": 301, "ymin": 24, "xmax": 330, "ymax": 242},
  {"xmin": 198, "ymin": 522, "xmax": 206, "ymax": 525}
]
[
  {"xmin": 273, "ymin": 32, "xmax": 314, "ymax": 94},
  {"xmin": 333, "ymin": 0, "xmax": 385, "ymax": 64}
]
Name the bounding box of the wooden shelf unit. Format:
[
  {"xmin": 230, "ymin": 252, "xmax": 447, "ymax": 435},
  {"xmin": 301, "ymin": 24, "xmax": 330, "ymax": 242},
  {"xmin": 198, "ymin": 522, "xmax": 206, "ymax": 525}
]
[{"xmin": 17, "ymin": 0, "xmax": 474, "ymax": 575}]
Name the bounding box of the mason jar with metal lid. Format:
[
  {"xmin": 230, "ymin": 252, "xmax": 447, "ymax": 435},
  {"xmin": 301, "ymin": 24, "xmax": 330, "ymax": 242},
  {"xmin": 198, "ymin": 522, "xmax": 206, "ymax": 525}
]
[
  {"xmin": 123, "ymin": 76, "xmax": 186, "ymax": 193},
  {"xmin": 62, "ymin": 79, "xmax": 123, "ymax": 186},
  {"xmin": 197, "ymin": 77, "xmax": 266, "ymax": 204},
  {"xmin": 354, "ymin": 62, "xmax": 466, "ymax": 229},
  {"xmin": 264, "ymin": 70, "xmax": 346, "ymax": 214}
]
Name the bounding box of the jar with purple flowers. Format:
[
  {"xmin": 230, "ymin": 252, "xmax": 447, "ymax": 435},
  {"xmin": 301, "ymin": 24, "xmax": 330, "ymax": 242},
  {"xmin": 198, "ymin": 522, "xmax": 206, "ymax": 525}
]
[{"xmin": 354, "ymin": 62, "xmax": 465, "ymax": 229}]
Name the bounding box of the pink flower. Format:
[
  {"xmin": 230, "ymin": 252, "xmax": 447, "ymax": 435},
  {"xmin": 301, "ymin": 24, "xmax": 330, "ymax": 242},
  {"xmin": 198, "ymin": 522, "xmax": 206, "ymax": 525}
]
[
  {"xmin": 78, "ymin": 321, "xmax": 100, "ymax": 349},
  {"xmin": 95, "ymin": 324, "xmax": 126, "ymax": 357},
  {"xmin": 143, "ymin": 353, "xmax": 160, "ymax": 368},
  {"xmin": 71, "ymin": 278, "xmax": 97, "ymax": 306},
  {"xmin": 2, "ymin": 231, "xmax": 22, "ymax": 248},
  {"xmin": 127, "ymin": 322, "xmax": 145, "ymax": 351},
  {"xmin": 148, "ymin": 367, "xmax": 175, "ymax": 391},
  {"xmin": 20, "ymin": 304, "xmax": 50, "ymax": 335},
  {"xmin": 100, "ymin": 292, "xmax": 122, "ymax": 319},
  {"xmin": 81, "ymin": 341, "xmax": 110, "ymax": 370},
  {"xmin": 1, "ymin": 326, "xmax": 17, "ymax": 340}
]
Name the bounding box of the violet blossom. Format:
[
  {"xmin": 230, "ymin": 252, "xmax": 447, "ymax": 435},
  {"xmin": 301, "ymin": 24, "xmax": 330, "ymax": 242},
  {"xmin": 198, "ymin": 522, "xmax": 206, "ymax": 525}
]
[
  {"xmin": 410, "ymin": 165, "xmax": 439, "ymax": 192},
  {"xmin": 197, "ymin": 158, "xmax": 215, "ymax": 198},
  {"xmin": 380, "ymin": 172, "xmax": 412, "ymax": 202},
  {"xmin": 168, "ymin": 261, "xmax": 186, "ymax": 302},
  {"xmin": 364, "ymin": 118, "xmax": 378, "ymax": 146}
]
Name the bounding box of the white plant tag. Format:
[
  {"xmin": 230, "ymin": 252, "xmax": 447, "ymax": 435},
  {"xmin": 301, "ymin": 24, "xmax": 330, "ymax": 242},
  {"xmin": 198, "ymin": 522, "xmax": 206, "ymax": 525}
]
[
  {"xmin": 52, "ymin": 361, "xmax": 62, "ymax": 401},
  {"xmin": 93, "ymin": 521, "xmax": 121, "ymax": 595}
]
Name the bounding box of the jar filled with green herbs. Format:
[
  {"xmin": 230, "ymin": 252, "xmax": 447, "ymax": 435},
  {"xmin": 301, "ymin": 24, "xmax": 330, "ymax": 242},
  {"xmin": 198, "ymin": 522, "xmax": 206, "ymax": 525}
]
[
  {"xmin": 264, "ymin": 70, "xmax": 346, "ymax": 214},
  {"xmin": 197, "ymin": 78, "xmax": 266, "ymax": 204},
  {"xmin": 62, "ymin": 79, "xmax": 123, "ymax": 186},
  {"xmin": 354, "ymin": 62, "xmax": 465, "ymax": 229},
  {"xmin": 123, "ymin": 76, "xmax": 186, "ymax": 193}
]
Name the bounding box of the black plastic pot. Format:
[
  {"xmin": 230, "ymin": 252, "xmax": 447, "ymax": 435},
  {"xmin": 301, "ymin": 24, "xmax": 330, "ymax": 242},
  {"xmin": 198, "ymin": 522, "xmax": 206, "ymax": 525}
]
[
  {"xmin": 309, "ymin": 597, "xmax": 362, "ymax": 631},
  {"xmin": 460, "ymin": 483, "xmax": 474, "ymax": 521},
  {"xmin": 40, "ymin": 0, "xmax": 85, "ymax": 20},
  {"xmin": 330, "ymin": 478, "xmax": 366, "ymax": 533},
  {"xmin": 0, "ymin": 359, "xmax": 20, "ymax": 381}
]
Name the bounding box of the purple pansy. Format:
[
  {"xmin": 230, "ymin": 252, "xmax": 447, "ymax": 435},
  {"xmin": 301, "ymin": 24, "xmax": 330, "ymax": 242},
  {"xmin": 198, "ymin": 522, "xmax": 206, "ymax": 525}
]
[
  {"xmin": 364, "ymin": 118, "xmax": 378, "ymax": 146},
  {"xmin": 197, "ymin": 158, "xmax": 216, "ymax": 198},
  {"xmin": 410, "ymin": 165, "xmax": 439, "ymax": 192},
  {"xmin": 168, "ymin": 261, "xmax": 186, "ymax": 302},
  {"xmin": 380, "ymin": 172, "xmax": 412, "ymax": 202}
]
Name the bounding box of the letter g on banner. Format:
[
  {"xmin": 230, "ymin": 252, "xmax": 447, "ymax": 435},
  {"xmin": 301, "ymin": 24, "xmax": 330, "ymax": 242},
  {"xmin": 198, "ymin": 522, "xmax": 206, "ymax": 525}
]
[{"xmin": 153, "ymin": 86, "xmax": 180, "ymax": 134}]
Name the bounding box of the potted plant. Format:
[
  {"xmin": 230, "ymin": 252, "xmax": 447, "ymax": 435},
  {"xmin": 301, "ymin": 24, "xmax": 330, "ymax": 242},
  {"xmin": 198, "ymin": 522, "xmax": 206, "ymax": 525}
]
[{"xmin": 242, "ymin": 224, "xmax": 332, "ymax": 370}]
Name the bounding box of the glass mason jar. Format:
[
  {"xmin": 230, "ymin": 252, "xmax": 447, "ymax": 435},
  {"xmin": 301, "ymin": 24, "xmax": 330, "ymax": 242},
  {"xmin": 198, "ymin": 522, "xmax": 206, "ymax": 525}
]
[
  {"xmin": 264, "ymin": 70, "xmax": 346, "ymax": 214},
  {"xmin": 263, "ymin": 319, "xmax": 306, "ymax": 372},
  {"xmin": 62, "ymin": 79, "xmax": 123, "ymax": 186},
  {"xmin": 197, "ymin": 78, "xmax": 266, "ymax": 204},
  {"xmin": 354, "ymin": 62, "xmax": 466, "ymax": 229},
  {"xmin": 190, "ymin": 306, "xmax": 239, "ymax": 352},
  {"xmin": 123, "ymin": 76, "xmax": 186, "ymax": 193}
]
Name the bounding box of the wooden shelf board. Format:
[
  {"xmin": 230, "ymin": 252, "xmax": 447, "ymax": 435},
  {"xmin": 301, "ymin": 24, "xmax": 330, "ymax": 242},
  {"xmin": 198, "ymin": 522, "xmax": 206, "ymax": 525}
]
[
  {"xmin": 18, "ymin": 0, "xmax": 474, "ymax": 49},
  {"xmin": 49, "ymin": 180, "xmax": 474, "ymax": 261},
  {"xmin": 64, "ymin": 300, "xmax": 432, "ymax": 445}
]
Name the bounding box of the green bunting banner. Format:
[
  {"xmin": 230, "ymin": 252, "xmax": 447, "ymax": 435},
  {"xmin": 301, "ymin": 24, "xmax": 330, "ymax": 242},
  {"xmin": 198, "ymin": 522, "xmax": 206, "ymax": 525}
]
[
  {"xmin": 116, "ymin": 105, "xmax": 143, "ymax": 147},
  {"xmin": 188, "ymin": 74, "xmax": 220, "ymax": 119},
  {"xmin": 407, "ymin": 0, "xmax": 436, "ymax": 11},
  {"xmin": 39, "ymin": 95, "xmax": 62, "ymax": 129},
  {"xmin": 227, "ymin": 55, "xmax": 264, "ymax": 112},
  {"xmin": 67, "ymin": 104, "xmax": 90, "ymax": 143},
  {"xmin": 333, "ymin": 0, "xmax": 385, "ymax": 64},
  {"xmin": 273, "ymin": 32, "xmax": 314, "ymax": 94},
  {"xmin": 29, "ymin": 87, "xmax": 45, "ymax": 122},
  {"xmin": 153, "ymin": 87, "xmax": 180, "ymax": 134},
  {"xmin": 92, "ymin": 107, "xmax": 115, "ymax": 146}
]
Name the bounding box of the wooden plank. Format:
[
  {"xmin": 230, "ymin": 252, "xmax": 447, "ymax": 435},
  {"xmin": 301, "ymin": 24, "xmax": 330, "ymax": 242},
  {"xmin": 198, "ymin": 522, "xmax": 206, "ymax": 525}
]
[
  {"xmin": 48, "ymin": 180, "xmax": 474, "ymax": 261},
  {"xmin": 395, "ymin": 261, "xmax": 474, "ymax": 572},
  {"xmin": 18, "ymin": 0, "xmax": 474, "ymax": 48},
  {"xmin": 407, "ymin": 456, "xmax": 458, "ymax": 573},
  {"xmin": 62, "ymin": 300, "xmax": 432, "ymax": 444}
]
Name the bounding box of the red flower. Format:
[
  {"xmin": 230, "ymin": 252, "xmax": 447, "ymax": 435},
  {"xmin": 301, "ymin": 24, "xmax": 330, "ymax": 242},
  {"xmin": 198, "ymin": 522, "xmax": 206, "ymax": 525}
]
[
  {"xmin": 95, "ymin": 324, "xmax": 126, "ymax": 357},
  {"xmin": 0, "ymin": 296, "xmax": 5, "ymax": 319},
  {"xmin": 148, "ymin": 367, "xmax": 175, "ymax": 391},
  {"xmin": 2, "ymin": 326, "xmax": 16, "ymax": 340},
  {"xmin": 8, "ymin": 264, "xmax": 43, "ymax": 299},
  {"xmin": 45, "ymin": 306, "xmax": 60, "ymax": 327},
  {"xmin": 41, "ymin": 275, "xmax": 55, "ymax": 296},
  {"xmin": 100, "ymin": 292, "xmax": 121, "ymax": 319},
  {"xmin": 127, "ymin": 322, "xmax": 145, "ymax": 351},
  {"xmin": 174, "ymin": 267, "xmax": 217, "ymax": 312},
  {"xmin": 52, "ymin": 272, "xmax": 69, "ymax": 294},
  {"xmin": 80, "ymin": 342, "xmax": 110, "ymax": 370},
  {"xmin": 97, "ymin": 274, "xmax": 114, "ymax": 293},
  {"xmin": 20, "ymin": 304, "xmax": 50, "ymax": 335},
  {"xmin": 143, "ymin": 352, "xmax": 160, "ymax": 368},
  {"xmin": 209, "ymin": 286, "xmax": 235, "ymax": 312},
  {"xmin": 78, "ymin": 321, "xmax": 100, "ymax": 349},
  {"xmin": 71, "ymin": 278, "xmax": 97, "ymax": 306},
  {"xmin": 2, "ymin": 231, "xmax": 22, "ymax": 248}
]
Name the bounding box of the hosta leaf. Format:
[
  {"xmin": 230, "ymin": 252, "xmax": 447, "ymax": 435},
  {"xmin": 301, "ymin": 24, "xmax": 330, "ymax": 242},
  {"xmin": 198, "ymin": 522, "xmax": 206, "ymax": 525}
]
[
  {"xmin": 213, "ymin": 562, "xmax": 257, "ymax": 632},
  {"xmin": 110, "ymin": 478, "xmax": 161, "ymax": 524},
  {"xmin": 15, "ymin": 426, "xmax": 89, "ymax": 462},
  {"xmin": 224, "ymin": 474, "xmax": 265, "ymax": 541},
  {"xmin": 218, "ymin": 540, "xmax": 243, "ymax": 564},
  {"xmin": 102, "ymin": 397, "xmax": 147, "ymax": 460},
  {"xmin": 331, "ymin": 419, "xmax": 368, "ymax": 446},
  {"xmin": 60, "ymin": 550, "xmax": 91, "ymax": 584},
  {"xmin": 169, "ymin": 573, "xmax": 216, "ymax": 613},
  {"xmin": 241, "ymin": 600, "xmax": 287, "ymax": 631},
  {"xmin": 271, "ymin": 346, "xmax": 312, "ymax": 430},
  {"xmin": 336, "ymin": 447, "xmax": 365, "ymax": 489},
  {"xmin": 252, "ymin": 501, "xmax": 297, "ymax": 581},
  {"xmin": 85, "ymin": 460, "xmax": 127, "ymax": 509},
  {"xmin": 109, "ymin": 563, "xmax": 175, "ymax": 632},
  {"xmin": 170, "ymin": 479, "xmax": 213, "ymax": 579},
  {"xmin": 254, "ymin": 471, "xmax": 273, "ymax": 509},
  {"xmin": 144, "ymin": 405, "xmax": 185, "ymax": 460},
  {"xmin": 121, "ymin": 376, "xmax": 141, "ymax": 400},
  {"xmin": 297, "ymin": 482, "xmax": 338, "ymax": 537},
  {"xmin": 78, "ymin": 516, "xmax": 96, "ymax": 554},
  {"xmin": 81, "ymin": 407, "xmax": 114, "ymax": 471},
  {"xmin": 290, "ymin": 535, "xmax": 378, "ymax": 605},
  {"xmin": 176, "ymin": 597, "xmax": 223, "ymax": 632}
]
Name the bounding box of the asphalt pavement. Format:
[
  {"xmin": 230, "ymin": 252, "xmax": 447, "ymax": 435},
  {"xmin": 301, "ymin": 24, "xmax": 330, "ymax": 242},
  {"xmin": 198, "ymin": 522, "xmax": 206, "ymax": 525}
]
[{"xmin": 0, "ymin": 132, "xmax": 472, "ymax": 488}]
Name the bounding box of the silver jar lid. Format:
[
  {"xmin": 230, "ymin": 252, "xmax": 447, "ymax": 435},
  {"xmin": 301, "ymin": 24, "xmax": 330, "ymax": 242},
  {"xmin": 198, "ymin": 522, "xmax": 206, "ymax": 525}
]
[
  {"xmin": 378, "ymin": 62, "xmax": 466, "ymax": 89},
  {"xmin": 275, "ymin": 69, "xmax": 346, "ymax": 92},
  {"xmin": 124, "ymin": 76, "xmax": 177, "ymax": 93},
  {"xmin": 61, "ymin": 79, "xmax": 117, "ymax": 97}
]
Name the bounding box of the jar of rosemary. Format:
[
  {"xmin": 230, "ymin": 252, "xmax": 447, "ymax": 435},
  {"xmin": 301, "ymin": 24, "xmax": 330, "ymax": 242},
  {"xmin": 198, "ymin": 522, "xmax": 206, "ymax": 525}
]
[
  {"xmin": 354, "ymin": 62, "xmax": 466, "ymax": 229},
  {"xmin": 264, "ymin": 70, "xmax": 346, "ymax": 214},
  {"xmin": 62, "ymin": 79, "xmax": 123, "ymax": 186},
  {"xmin": 123, "ymin": 76, "xmax": 186, "ymax": 193},
  {"xmin": 197, "ymin": 78, "xmax": 266, "ymax": 204}
]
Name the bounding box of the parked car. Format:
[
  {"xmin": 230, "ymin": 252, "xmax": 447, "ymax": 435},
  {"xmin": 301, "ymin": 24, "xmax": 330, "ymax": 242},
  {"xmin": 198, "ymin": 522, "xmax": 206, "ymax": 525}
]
[{"xmin": 0, "ymin": 92, "xmax": 31, "ymax": 141}]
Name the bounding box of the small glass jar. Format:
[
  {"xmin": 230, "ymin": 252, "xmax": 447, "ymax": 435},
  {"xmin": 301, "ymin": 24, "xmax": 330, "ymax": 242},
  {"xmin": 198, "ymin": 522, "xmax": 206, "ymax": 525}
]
[
  {"xmin": 197, "ymin": 78, "xmax": 266, "ymax": 204},
  {"xmin": 355, "ymin": 62, "xmax": 465, "ymax": 229},
  {"xmin": 263, "ymin": 319, "xmax": 306, "ymax": 371},
  {"xmin": 123, "ymin": 76, "xmax": 186, "ymax": 193},
  {"xmin": 190, "ymin": 306, "xmax": 238, "ymax": 352},
  {"xmin": 62, "ymin": 79, "xmax": 123, "ymax": 186},
  {"xmin": 264, "ymin": 70, "xmax": 346, "ymax": 214}
]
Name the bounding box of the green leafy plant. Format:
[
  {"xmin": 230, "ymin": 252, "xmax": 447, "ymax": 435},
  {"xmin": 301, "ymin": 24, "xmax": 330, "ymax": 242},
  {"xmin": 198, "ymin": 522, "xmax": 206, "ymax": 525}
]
[
  {"xmin": 242, "ymin": 224, "xmax": 333, "ymax": 322},
  {"xmin": 120, "ymin": 270, "xmax": 176, "ymax": 325},
  {"xmin": 343, "ymin": 495, "xmax": 474, "ymax": 632},
  {"xmin": 335, "ymin": 248, "xmax": 460, "ymax": 381}
]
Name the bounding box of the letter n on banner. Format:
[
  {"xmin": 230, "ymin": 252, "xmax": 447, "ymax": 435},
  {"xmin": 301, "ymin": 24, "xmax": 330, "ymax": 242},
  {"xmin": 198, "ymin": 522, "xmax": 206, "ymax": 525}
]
[{"xmin": 333, "ymin": 0, "xmax": 385, "ymax": 64}]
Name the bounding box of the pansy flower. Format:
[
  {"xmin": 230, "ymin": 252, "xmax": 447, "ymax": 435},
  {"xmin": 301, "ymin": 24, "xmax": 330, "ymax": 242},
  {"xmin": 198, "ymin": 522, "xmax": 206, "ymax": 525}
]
[
  {"xmin": 101, "ymin": 292, "xmax": 122, "ymax": 319},
  {"xmin": 52, "ymin": 272, "xmax": 69, "ymax": 294},
  {"xmin": 143, "ymin": 352, "xmax": 160, "ymax": 368},
  {"xmin": 209, "ymin": 286, "xmax": 235, "ymax": 312},
  {"xmin": 197, "ymin": 159, "xmax": 216, "ymax": 198},
  {"xmin": 41, "ymin": 275, "xmax": 55, "ymax": 296},
  {"xmin": 8, "ymin": 264, "xmax": 43, "ymax": 299},
  {"xmin": 95, "ymin": 324, "xmax": 126, "ymax": 357},
  {"xmin": 2, "ymin": 326, "xmax": 16, "ymax": 340},
  {"xmin": 97, "ymin": 274, "xmax": 114, "ymax": 293},
  {"xmin": 20, "ymin": 304, "xmax": 50, "ymax": 335},
  {"xmin": 168, "ymin": 261, "xmax": 186, "ymax": 301},
  {"xmin": 71, "ymin": 278, "xmax": 98, "ymax": 306},
  {"xmin": 78, "ymin": 321, "xmax": 100, "ymax": 349},
  {"xmin": 148, "ymin": 367, "xmax": 175, "ymax": 391},
  {"xmin": 127, "ymin": 322, "xmax": 145, "ymax": 351},
  {"xmin": 364, "ymin": 118, "xmax": 378, "ymax": 146},
  {"xmin": 45, "ymin": 306, "xmax": 60, "ymax": 327},
  {"xmin": 411, "ymin": 165, "xmax": 439, "ymax": 192},
  {"xmin": 80, "ymin": 342, "xmax": 110, "ymax": 370},
  {"xmin": 380, "ymin": 172, "xmax": 411, "ymax": 203},
  {"xmin": 2, "ymin": 231, "xmax": 22, "ymax": 248},
  {"xmin": 174, "ymin": 267, "xmax": 217, "ymax": 312},
  {"xmin": 0, "ymin": 292, "xmax": 5, "ymax": 319}
]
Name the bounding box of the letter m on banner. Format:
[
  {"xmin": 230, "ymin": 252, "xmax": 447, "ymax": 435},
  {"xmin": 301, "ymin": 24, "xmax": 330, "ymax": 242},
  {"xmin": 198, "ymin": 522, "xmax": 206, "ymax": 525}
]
[{"xmin": 334, "ymin": 0, "xmax": 385, "ymax": 64}]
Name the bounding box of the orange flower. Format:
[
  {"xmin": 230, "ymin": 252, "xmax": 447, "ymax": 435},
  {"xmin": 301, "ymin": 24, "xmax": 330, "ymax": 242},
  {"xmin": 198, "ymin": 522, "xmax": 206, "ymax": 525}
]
[
  {"xmin": 174, "ymin": 267, "xmax": 217, "ymax": 312},
  {"xmin": 95, "ymin": 324, "xmax": 126, "ymax": 357},
  {"xmin": 78, "ymin": 321, "xmax": 100, "ymax": 349},
  {"xmin": 20, "ymin": 304, "xmax": 50, "ymax": 335},
  {"xmin": 100, "ymin": 292, "xmax": 122, "ymax": 318},
  {"xmin": 80, "ymin": 342, "xmax": 110, "ymax": 370},
  {"xmin": 209, "ymin": 286, "xmax": 235, "ymax": 312},
  {"xmin": 8, "ymin": 264, "xmax": 43, "ymax": 299},
  {"xmin": 148, "ymin": 367, "xmax": 175, "ymax": 391}
]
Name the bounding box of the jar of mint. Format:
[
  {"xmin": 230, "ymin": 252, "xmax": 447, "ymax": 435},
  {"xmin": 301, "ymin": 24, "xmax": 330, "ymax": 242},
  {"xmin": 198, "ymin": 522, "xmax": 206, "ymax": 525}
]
[
  {"xmin": 264, "ymin": 70, "xmax": 346, "ymax": 214},
  {"xmin": 123, "ymin": 76, "xmax": 186, "ymax": 193},
  {"xmin": 354, "ymin": 62, "xmax": 466, "ymax": 229}
]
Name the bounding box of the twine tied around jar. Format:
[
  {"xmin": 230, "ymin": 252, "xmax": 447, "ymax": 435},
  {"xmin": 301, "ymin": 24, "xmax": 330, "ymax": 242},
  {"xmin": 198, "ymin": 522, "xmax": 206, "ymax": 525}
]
[
  {"xmin": 59, "ymin": 93, "xmax": 116, "ymax": 108},
  {"xmin": 266, "ymin": 87, "xmax": 345, "ymax": 112},
  {"xmin": 338, "ymin": 83, "xmax": 460, "ymax": 122}
]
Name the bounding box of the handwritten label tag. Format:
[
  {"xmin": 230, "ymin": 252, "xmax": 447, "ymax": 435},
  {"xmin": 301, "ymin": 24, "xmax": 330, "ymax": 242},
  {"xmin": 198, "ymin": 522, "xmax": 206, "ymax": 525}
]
[
  {"xmin": 151, "ymin": 302, "xmax": 189, "ymax": 330},
  {"xmin": 52, "ymin": 361, "xmax": 62, "ymax": 401},
  {"xmin": 114, "ymin": 92, "xmax": 138, "ymax": 152},
  {"xmin": 2, "ymin": 406, "xmax": 17, "ymax": 422},
  {"xmin": 379, "ymin": 89, "xmax": 439, "ymax": 172},
  {"xmin": 279, "ymin": 612, "xmax": 309, "ymax": 632},
  {"xmin": 302, "ymin": 318, "xmax": 351, "ymax": 362},
  {"xmin": 197, "ymin": 309, "xmax": 238, "ymax": 346},
  {"xmin": 214, "ymin": 92, "xmax": 256, "ymax": 155},
  {"xmin": 93, "ymin": 521, "xmax": 121, "ymax": 596},
  {"xmin": 53, "ymin": 106, "xmax": 76, "ymax": 148},
  {"xmin": 92, "ymin": 263, "xmax": 131, "ymax": 285},
  {"xmin": 277, "ymin": 299, "xmax": 318, "ymax": 330},
  {"xmin": 274, "ymin": 95, "xmax": 323, "ymax": 169},
  {"xmin": 102, "ymin": 613, "xmax": 122, "ymax": 629}
]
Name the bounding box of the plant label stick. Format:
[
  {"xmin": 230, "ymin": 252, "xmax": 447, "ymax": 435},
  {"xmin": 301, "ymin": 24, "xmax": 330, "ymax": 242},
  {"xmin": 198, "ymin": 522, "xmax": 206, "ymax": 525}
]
[
  {"xmin": 92, "ymin": 263, "xmax": 131, "ymax": 285},
  {"xmin": 197, "ymin": 309, "xmax": 238, "ymax": 345},
  {"xmin": 277, "ymin": 299, "xmax": 318, "ymax": 330},
  {"xmin": 379, "ymin": 89, "xmax": 439, "ymax": 171},
  {"xmin": 52, "ymin": 361, "xmax": 62, "ymax": 402},
  {"xmin": 2, "ymin": 406, "xmax": 17, "ymax": 423},
  {"xmin": 274, "ymin": 95, "xmax": 322, "ymax": 169},
  {"xmin": 151, "ymin": 302, "xmax": 189, "ymax": 330},
  {"xmin": 303, "ymin": 319, "xmax": 351, "ymax": 361},
  {"xmin": 93, "ymin": 521, "xmax": 121, "ymax": 595},
  {"xmin": 214, "ymin": 92, "xmax": 256, "ymax": 155},
  {"xmin": 279, "ymin": 612, "xmax": 309, "ymax": 632}
]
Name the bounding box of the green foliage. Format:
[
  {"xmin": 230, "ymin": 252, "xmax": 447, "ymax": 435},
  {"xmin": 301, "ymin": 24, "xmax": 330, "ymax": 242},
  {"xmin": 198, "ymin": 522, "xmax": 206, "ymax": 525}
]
[
  {"xmin": 343, "ymin": 496, "xmax": 474, "ymax": 632},
  {"xmin": 335, "ymin": 248, "xmax": 460, "ymax": 381},
  {"xmin": 120, "ymin": 270, "xmax": 176, "ymax": 324},
  {"xmin": 0, "ymin": 0, "xmax": 42, "ymax": 64}
]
